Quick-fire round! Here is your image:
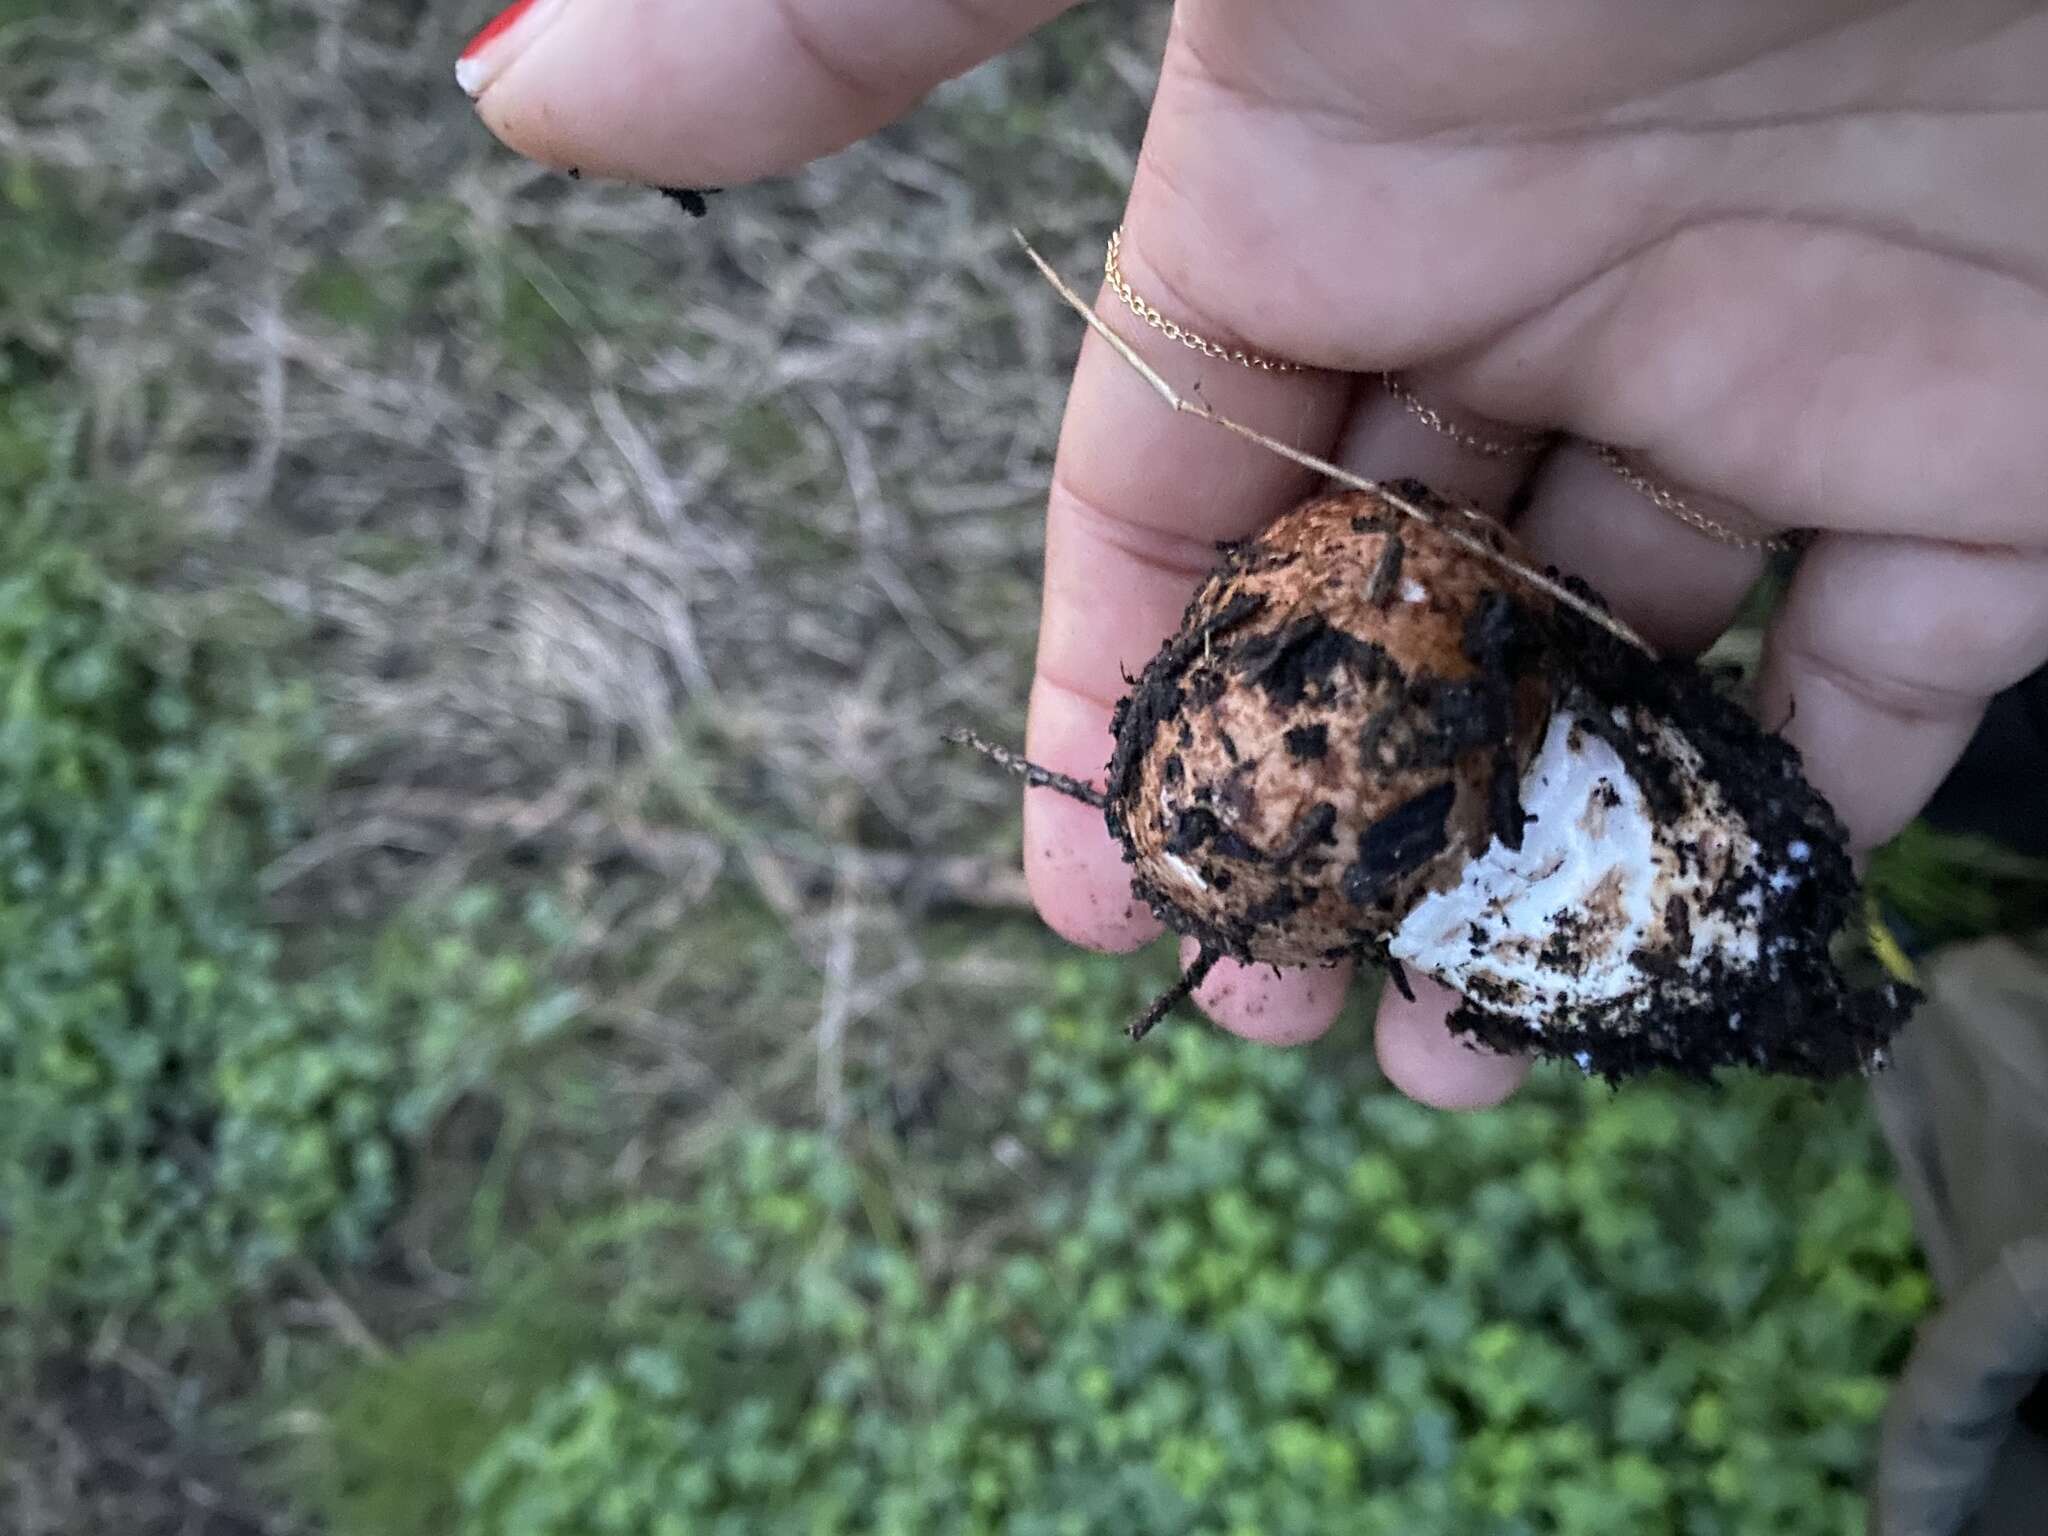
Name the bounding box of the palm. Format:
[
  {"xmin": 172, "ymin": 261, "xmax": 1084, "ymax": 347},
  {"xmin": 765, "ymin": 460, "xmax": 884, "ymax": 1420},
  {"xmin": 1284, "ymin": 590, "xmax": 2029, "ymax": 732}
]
[{"xmin": 1141, "ymin": 0, "xmax": 2048, "ymax": 547}]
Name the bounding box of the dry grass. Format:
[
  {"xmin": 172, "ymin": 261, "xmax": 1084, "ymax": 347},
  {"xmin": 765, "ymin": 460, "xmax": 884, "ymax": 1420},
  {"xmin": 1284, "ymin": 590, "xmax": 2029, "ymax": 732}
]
[
  {"xmin": 4, "ymin": 0, "xmax": 1172, "ymax": 1524},
  {"xmin": 12, "ymin": 0, "xmax": 1167, "ymax": 1064}
]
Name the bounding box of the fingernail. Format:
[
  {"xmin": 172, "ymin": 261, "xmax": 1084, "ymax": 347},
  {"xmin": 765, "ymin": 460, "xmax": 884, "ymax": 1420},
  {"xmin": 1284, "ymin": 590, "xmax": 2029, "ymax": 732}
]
[{"xmin": 455, "ymin": 0, "xmax": 565, "ymax": 98}]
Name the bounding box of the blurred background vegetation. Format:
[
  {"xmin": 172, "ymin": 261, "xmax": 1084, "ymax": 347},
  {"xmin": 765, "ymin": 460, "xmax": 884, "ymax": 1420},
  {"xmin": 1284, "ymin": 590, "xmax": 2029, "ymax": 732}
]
[{"xmin": 3, "ymin": 1, "xmax": 2046, "ymax": 1532}]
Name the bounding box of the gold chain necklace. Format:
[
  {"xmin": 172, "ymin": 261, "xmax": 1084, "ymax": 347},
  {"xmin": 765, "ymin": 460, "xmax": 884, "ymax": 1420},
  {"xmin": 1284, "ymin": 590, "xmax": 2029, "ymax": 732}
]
[{"xmin": 1104, "ymin": 227, "xmax": 1796, "ymax": 554}]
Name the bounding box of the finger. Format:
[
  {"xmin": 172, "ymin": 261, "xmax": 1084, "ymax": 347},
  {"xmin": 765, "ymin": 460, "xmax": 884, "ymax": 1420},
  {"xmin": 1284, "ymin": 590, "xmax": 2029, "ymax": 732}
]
[
  {"xmin": 1023, "ymin": 294, "xmax": 1344, "ymax": 949},
  {"xmin": 458, "ymin": 0, "xmax": 1077, "ymax": 184},
  {"xmin": 1376, "ymin": 976, "xmax": 1531, "ymax": 1111},
  {"xmin": 1179, "ymin": 939, "xmax": 1350, "ymax": 1047},
  {"xmin": 1760, "ymin": 535, "xmax": 2048, "ymax": 853},
  {"xmin": 1334, "ymin": 371, "xmax": 1551, "ymax": 520},
  {"xmin": 1022, "ymin": 70, "xmax": 1354, "ymax": 953},
  {"xmin": 1449, "ymin": 222, "xmax": 2048, "ymax": 548},
  {"xmin": 1515, "ymin": 440, "xmax": 1770, "ymax": 656}
]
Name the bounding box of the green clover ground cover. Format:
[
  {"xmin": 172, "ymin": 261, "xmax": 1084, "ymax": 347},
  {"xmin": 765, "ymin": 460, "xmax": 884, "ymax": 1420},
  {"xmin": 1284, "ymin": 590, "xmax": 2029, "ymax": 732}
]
[
  {"xmin": 0, "ymin": 421, "xmax": 582, "ymax": 1342},
  {"xmin": 304, "ymin": 960, "xmax": 1925, "ymax": 1536}
]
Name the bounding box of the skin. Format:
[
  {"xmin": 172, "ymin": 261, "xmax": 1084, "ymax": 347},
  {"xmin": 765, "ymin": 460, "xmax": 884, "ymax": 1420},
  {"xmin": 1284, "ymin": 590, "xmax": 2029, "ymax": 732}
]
[{"xmin": 467, "ymin": 0, "xmax": 2048, "ymax": 1109}]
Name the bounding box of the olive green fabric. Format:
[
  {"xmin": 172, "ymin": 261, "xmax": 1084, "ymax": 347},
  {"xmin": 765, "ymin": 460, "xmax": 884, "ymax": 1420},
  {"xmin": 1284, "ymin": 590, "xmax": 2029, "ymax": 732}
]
[{"xmin": 1872, "ymin": 937, "xmax": 2048, "ymax": 1536}]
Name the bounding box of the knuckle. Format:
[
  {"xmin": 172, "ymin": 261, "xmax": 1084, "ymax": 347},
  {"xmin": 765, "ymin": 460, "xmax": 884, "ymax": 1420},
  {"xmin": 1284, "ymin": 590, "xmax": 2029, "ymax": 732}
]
[{"xmin": 1051, "ymin": 475, "xmax": 1225, "ymax": 586}]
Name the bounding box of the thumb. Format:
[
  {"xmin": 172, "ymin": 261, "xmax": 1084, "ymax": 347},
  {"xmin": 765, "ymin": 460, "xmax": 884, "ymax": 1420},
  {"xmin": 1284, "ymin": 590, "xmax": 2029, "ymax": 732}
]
[{"xmin": 456, "ymin": 0, "xmax": 1079, "ymax": 186}]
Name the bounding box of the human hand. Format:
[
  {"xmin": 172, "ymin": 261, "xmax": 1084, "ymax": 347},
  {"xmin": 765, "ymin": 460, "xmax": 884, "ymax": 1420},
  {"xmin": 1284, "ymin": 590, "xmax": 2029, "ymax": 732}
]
[{"xmin": 461, "ymin": 0, "xmax": 2048, "ymax": 1108}]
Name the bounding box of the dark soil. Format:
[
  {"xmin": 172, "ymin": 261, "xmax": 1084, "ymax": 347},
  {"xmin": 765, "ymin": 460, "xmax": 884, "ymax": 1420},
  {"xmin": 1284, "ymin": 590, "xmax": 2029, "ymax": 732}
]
[{"xmin": 656, "ymin": 186, "xmax": 722, "ymax": 218}]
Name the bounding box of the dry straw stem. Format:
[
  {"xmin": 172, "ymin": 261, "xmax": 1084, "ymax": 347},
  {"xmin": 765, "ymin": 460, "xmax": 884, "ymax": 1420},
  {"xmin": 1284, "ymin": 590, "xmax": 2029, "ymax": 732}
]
[
  {"xmin": 941, "ymin": 726, "xmax": 1109, "ymax": 809},
  {"xmin": 1127, "ymin": 947, "xmax": 1219, "ymax": 1042},
  {"xmin": 1013, "ymin": 233, "xmax": 1656, "ymax": 658}
]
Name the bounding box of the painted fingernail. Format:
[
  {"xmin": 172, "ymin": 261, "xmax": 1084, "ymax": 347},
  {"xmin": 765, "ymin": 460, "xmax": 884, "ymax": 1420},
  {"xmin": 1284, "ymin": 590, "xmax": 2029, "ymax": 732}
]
[{"xmin": 455, "ymin": 0, "xmax": 563, "ymax": 98}]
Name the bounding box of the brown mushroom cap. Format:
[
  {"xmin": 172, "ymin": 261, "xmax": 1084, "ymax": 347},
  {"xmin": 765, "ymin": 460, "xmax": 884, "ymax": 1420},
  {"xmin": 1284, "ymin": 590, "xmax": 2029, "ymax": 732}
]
[{"xmin": 1105, "ymin": 485, "xmax": 1558, "ymax": 967}]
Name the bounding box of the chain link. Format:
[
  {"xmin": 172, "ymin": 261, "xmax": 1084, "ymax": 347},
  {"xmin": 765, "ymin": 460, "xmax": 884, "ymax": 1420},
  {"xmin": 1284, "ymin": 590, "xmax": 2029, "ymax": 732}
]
[
  {"xmin": 1589, "ymin": 446, "xmax": 1789, "ymax": 552},
  {"xmin": 1102, "ymin": 225, "xmax": 1799, "ymax": 555},
  {"xmin": 1378, "ymin": 374, "xmax": 1553, "ymax": 460},
  {"xmin": 1104, "ymin": 228, "xmax": 1306, "ymax": 374}
]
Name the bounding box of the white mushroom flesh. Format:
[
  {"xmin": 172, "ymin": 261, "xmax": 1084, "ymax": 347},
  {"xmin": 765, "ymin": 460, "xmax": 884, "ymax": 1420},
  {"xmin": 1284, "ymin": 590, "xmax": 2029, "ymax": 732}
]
[{"xmin": 1388, "ymin": 707, "xmax": 1769, "ymax": 1028}]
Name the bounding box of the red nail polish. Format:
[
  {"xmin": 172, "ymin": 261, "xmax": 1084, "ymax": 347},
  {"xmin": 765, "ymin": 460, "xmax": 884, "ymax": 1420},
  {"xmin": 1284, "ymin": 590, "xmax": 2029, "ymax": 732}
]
[{"xmin": 461, "ymin": 0, "xmax": 538, "ymax": 62}]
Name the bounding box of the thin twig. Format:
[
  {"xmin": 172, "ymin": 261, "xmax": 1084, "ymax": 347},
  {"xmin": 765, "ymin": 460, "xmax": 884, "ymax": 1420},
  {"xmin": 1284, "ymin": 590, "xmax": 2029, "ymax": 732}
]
[
  {"xmin": 941, "ymin": 727, "xmax": 1109, "ymax": 810},
  {"xmin": 1129, "ymin": 948, "xmax": 1220, "ymax": 1041},
  {"xmin": 816, "ymin": 859, "xmax": 857, "ymax": 1133},
  {"xmin": 1366, "ymin": 529, "xmax": 1404, "ymax": 608},
  {"xmin": 1013, "ymin": 232, "xmax": 1656, "ymax": 658}
]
